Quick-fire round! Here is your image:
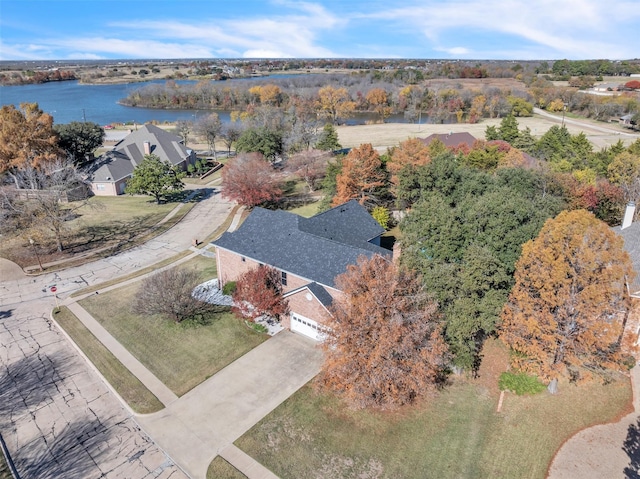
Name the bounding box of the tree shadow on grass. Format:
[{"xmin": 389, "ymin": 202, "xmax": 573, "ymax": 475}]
[{"xmin": 623, "ymin": 416, "xmax": 640, "ymax": 478}]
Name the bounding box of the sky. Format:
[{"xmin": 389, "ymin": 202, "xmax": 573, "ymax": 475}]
[{"xmin": 1, "ymin": 0, "xmax": 639, "ymax": 61}]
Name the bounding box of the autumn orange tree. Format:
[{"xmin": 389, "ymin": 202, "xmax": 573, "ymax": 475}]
[
  {"xmin": 0, "ymin": 103, "xmax": 61, "ymax": 185},
  {"xmin": 332, "ymin": 143, "xmax": 387, "ymax": 207},
  {"xmin": 386, "ymin": 138, "xmax": 431, "ymax": 191},
  {"xmin": 500, "ymin": 209, "xmax": 635, "ymax": 383},
  {"xmin": 232, "ymin": 265, "xmax": 289, "ymax": 321},
  {"xmin": 221, "ymin": 153, "xmax": 282, "ymax": 207},
  {"xmin": 366, "ymin": 88, "xmax": 392, "ymax": 123},
  {"xmin": 322, "ymin": 255, "xmax": 450, "ymax": 409},
  {"xmin": 316, "ymin": 86, "xmax": 356, "ymax": 124}
]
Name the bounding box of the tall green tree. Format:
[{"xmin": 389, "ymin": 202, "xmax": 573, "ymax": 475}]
[
  {"xmin": 400, "ymin": 159, "xmax": 565, "ymax": 370},
  {"xmin": 315, "ymin": 123, "xmax": 341, "ymax": 151},
  {"xmin": 125, "ymin": 154, "xmax": 185, "ymax": 204},
  {"xmin": 235, "ymin": 127, "xmax": 283, "ymax": 161},
  {"xmin": 54, "ymin": 121, "xmax": 104, "ymax": 166}
]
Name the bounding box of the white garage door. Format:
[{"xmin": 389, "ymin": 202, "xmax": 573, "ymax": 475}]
[{"xmin": 290, "ymin": 313, "xmax": 325, "ymax": 341}]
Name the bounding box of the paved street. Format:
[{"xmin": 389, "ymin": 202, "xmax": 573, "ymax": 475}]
[
  {"xmin": 0, "ymin": 301, "xmax": 187, "ymax": 479},
  {"xmin": 0, "ymin": 192, "xmax": 234, "ymax": 479}
]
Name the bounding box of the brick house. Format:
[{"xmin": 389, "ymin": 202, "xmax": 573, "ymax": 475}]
[
  {"xmin": 86, "ymin": 124, "xmax": 196, "ymax": 196},
  {"xmin": 212, "ymin": 200, "xmax": 393, "ymax": 340}
]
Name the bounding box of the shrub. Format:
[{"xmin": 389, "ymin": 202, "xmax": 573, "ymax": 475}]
[
  {"xmin": 499, "ymin": 371, "xmax": 547, "ymax": 395},
  {"xmin": 246, "ymin": 320, "xmax": 268, "ymax": 334},
  {"xmin": 132, "ymin": 268, "xmax": 216, "ymax": 323},
  {"xmin": 371, "ymin": 206, "xmax": 391, "ymax": 230},
  {"xmin": 195, "ymin": 158, "xmax": 203, "ymax": 172},
  {"xmin": 187, "ymin": 164, "xmax": 195, "ymax": 175},
  {"xmin": 222, "ymin": 281, "xmax": 236, "ymax": 296}
]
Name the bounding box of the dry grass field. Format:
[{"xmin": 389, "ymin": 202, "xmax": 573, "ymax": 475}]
[{"xmin": 335, "ymin": 114, "xmax": 639, "ymax": 151}]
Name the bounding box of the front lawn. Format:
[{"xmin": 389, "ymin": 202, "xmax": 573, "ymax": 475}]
[
  {"xmin": 79, "ymin": 259, "xmax": 267, "ymax": 396},
  {"xmin": 1, "ymin": 195, "xmax": 191, "ymax": 268},
  {"xmin": 235, "ymin": 340, "xmax": 632, "ymax": 479}
]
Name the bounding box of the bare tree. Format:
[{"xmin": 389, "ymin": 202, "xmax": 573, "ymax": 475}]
[
  {"xmin": 286, "ymin": 149, "xmax": 330, "ymax": 192},
  {"xmin": 133, "ymin": 268, "xmax": 217, "ymax": 323},
  {"xmin": 194, "ymin": 113, "xmax": 222, "ymax": 159},
  {"xmin": 220, "ymin": 123, "xmax": 243, "ymax": 156},
  {"xmin": 1, "ymin": 159, "xmax": 91, "ymax": 252},
  {"xmin": 175, "ymin": 120, "xmax": 192, "ymax": 146}
]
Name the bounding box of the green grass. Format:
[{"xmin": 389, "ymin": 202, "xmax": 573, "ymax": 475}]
[
  {"xmin": 236, "ymin": 348, "xmax": 632, "ymax": 479},
  {"xmin": 53, "ymin": 306, "xmax": 164, "ymax": 414},
  {"xmin": 207, "ymin": 457, "xmax": 247, "ymax": 479},
  {"xmin": 79, "ymin": 260, "xmax": 267, "ymax": 396},
  {"xmin": 0, "ymin": 446, "xmax": 11, "ymax": 479},
  {"xmin": 288, "ymin": 201, "xmax": 321, "ymax": 218},
  {"xmin": 499, "ymin": 371, "xmax": 547, "ymax": 395}
]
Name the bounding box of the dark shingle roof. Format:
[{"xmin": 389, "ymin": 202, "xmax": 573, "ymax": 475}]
[
  {"xmin": 421, "ymin": 132, "xmax": 477, "ymax": 149},
  {"xmin": 87, "ymin": 124, "xmax": 191, "ymax": 183},
  {"xmin": 616, "ymin": 222, "xmax": 640, "ymax": 292},
  {"xmin": 299, "ymin": 200, "xmax": 385, "ymax": 246},
  {"xmin": 213, "ymin": 201, "xmax": 391, "ymax": 288}
]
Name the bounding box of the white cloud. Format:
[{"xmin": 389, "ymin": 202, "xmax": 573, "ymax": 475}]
[
  {"xmin": 435, "ymin": 46, "xmax": 471, "ymax": 56},
  {"xmin": 365, "ymin": 0, "xmax": 640, "ymax": 59},
  {"xmin": 67, "ymin": 52, "xmax": 105, "ymax": 60},
  {"xmin": 106, "ymin": 1, "xmax": 345, "ymax": 58}
]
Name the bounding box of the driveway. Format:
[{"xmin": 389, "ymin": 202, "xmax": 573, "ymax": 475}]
[{"xmin": 137, "ymin": 331, "xmax": 323, "ymax": 479}]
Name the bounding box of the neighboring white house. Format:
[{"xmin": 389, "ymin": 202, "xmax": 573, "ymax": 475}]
[{"xmin": 86, "ymin": 124, "xmax": 196, "ymax": 196}]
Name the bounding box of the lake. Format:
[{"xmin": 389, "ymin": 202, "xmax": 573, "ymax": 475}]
[{"xmin": 0, "ymin": 78, "xmax": 409, "ymax": 126}]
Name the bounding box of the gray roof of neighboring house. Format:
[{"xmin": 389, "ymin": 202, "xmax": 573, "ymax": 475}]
[
  {"xmin": 213, "ymin": 200, "xmax": 391, "ymax": 288},
  {"xmin": 87, "ymin": 124, "xmax": 192, "ymax": 183},
  {"xmin": 421, "ymin": 132, "xmax": 477, "ymax": 149},
  {"xmin": 617, "ymin": 222, "xmax": 640, "ymax": 293}
]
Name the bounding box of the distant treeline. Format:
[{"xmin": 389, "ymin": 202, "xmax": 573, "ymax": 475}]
[
  {"xmin": 121, "ymin": 72, "xmax": 537, "ymax": 125},
  {"xmin": 0, "ymin": 69, "xmax": 77, "ymax": 86}
]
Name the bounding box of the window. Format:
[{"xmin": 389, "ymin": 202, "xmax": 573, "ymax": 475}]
[
  {"xmin": 96, "ymin": 184, "xmax": 105, "ymax": 191},
  {"xmin": 281, "ymin": 271, "xmax": 287, "ymax": 286}
]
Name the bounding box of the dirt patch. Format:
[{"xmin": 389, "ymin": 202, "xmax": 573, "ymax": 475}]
[{"xmin": 473, "ymin": 338, "xmax": 511, "ymax": 397}]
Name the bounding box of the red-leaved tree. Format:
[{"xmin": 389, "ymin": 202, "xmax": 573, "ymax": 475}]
[
  {"xmin": 321, "ymin": 255, "xmax": 450, "ymax": 409},
  {"xmin": 221, "ymin": 152, "xmax": 282, "ymax": 207},
  {"xmin": 232, "ymin": 265, "xmax": 289, "ymax": 321}
]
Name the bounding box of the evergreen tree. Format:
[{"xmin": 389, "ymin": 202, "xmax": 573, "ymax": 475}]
[{"xmin": 315, "ymin": 123, "xmax": 342, "ymax": 151}]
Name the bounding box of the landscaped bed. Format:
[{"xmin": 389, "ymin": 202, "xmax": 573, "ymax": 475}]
[
  {"xmin": 79, "ymin": 257, "xmax": 267, "ymax": 396},
  {"xmin": 235, "ymin": 339, "xmax": 632, "ymax": 479}
]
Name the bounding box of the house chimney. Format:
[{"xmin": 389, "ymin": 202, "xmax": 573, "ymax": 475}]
[
  {"xmin": 143, "ymin": 141, "xmax": 151, "ymax": 155},
  {"xmin": 622, "ymin": 202, "xmax": 636, "ymax": 230}
]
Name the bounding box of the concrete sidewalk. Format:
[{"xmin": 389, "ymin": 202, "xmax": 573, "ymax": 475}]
[
  {"xmin": 137, "ymin": 331, "xmax": 323, "ymax": 479},
  {"xmin": 65, "ymin": 302, "xmax": 178, "ymax": 407}
]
